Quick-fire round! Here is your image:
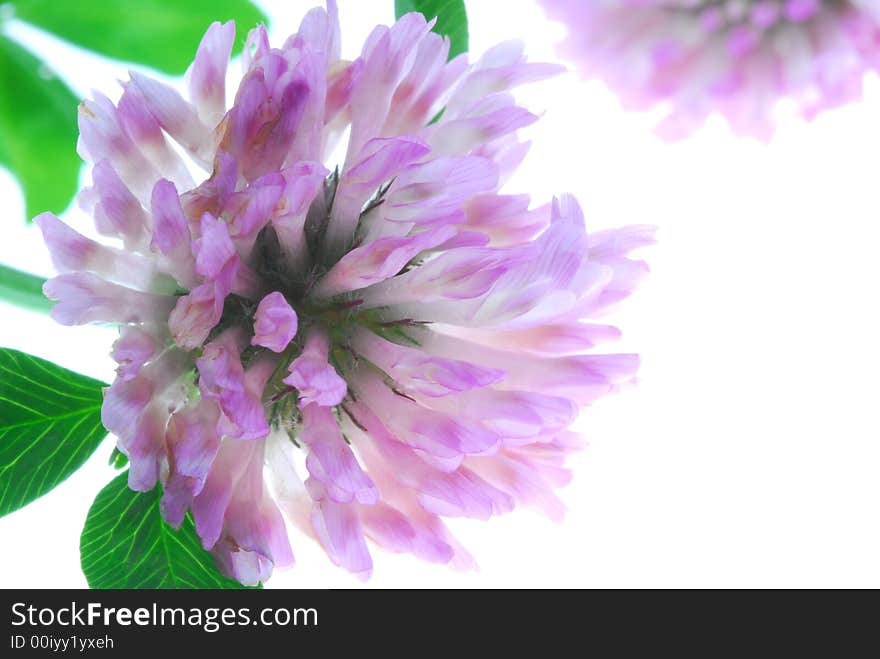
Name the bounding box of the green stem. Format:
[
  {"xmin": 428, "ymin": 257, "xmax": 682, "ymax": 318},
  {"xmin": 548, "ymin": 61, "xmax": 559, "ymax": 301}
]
[{"xmin": 0, "ymin": 263, "xmax": 51, "ymax": 313}]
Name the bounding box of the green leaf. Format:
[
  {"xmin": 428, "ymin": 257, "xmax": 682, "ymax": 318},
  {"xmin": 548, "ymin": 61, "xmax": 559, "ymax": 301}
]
[
  {"xmin": 81, "ymin": 472, "xmax": 250, "ymax": 589},
  {"xmin": 108, "ymin": 447, "xmax": 128, "ymax": 470},
  {"xmin": 12, "ymin": 0, "xmax": 269, "ymax": 74},
  {"xmin": 0, "ymin": 34, "xmax": 80, "ymax": 220},
  {"xmin": 0, "ymin": 348, "xmax": 107, "ymax": 517},
  {"xmin": 395, "ymin": 0, "xmax": 468, "ymax": 59},
  {"xmin": 0, "ymin": 263, "xmax": 50, "ymax": 313}
]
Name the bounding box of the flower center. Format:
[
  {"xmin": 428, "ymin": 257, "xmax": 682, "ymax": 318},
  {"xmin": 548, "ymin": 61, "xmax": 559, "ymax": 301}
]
[{"xmin": 200, "ymin": 167, "xmax": 419, "ymax": 436}]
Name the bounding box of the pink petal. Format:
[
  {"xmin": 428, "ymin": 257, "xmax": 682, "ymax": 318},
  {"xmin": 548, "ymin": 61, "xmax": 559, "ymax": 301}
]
[
  {"xmin": 307, "ymin": 478, "xmax": 373, "ymax": 578},
  {"xmin": 327, "ymin": 136, "xmax": 431, "ymax": 250},
  {"xmin": 358, "ymin": 502, "xmax": 454, "ymax": 563},
  {"xmin": 197, "ymin": 330, "xmax": 271, "ymax": 440},
  {"xmin": 43, "ymin": 273, "xmax": 175, "ymax": 326},
  {"xmin": 315, "ymin": 225, "xmax": 456, "ymax": 297},
  {"xmin": 194, "ymin": 213, "xmax": 237, "ymax": 279},
  {"xmin": 251, "ymin": 292, "xmax": 298, "ymax": 353},
  {"xmin": 130, "ymin": 71, "xmax": 213, "ymax": 165},
  {"xmin": 301, "ymin": 403, "xmax": 378, "ymax": 504},
  {"xmin": 353, "ymin": 328, "xmax": 504, "ymax": 397},
  {"xmin": 353, "ymin": 371, "xmax": 500, "ymax": 460},
  {"xmin": 161, "ymin": 399, "xmax": 222, "ymax": 527},
  {"xmin": 77, "ymin": 93, "xmax": 159, "ymax": 202},
  {"xmin": 117, "ymin": 83, "xmax": 195, "ymax": 190},
  {"xmin": 150, "ymin": 179, "xmax": 190, "ymax": 256},
  {"xmin": 35, "ymin": 212, "xmax": 166, "ymax": 292},
  {"xmin": 168, "ymin": 257, "xmax": 237, "ymax": 350},
  {"xmin": 283, "ymin": 331, "xmax": 347, "ymax": 407},
  {"xmin": 111, "ymin": 326, "xmax": 159, "ymax": 381},
  {"xmin": 81, "ymin": 160, "xmax": 150, "ymax": 249},
  {"xmin": 187, "ymin": 21, "xmax": 235, "ymax": 126}
]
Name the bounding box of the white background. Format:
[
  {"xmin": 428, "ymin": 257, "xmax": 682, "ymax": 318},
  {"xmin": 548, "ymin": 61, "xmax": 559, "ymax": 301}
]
[{"xmin": 1, "ymin": 0, "xmax": 879, "ymax": 588}]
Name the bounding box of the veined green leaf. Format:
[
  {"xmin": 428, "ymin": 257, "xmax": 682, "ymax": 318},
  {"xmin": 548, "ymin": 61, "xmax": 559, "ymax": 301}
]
[
  {"xmin": 81, "ymin": 472, "xmax": 251, "ymax": 589},
  {"xmin": 395, "ymin": 0, "xmax": 468, "ymax": 59},
  {"xmin": 0, "ymin": 34, "xmax": 80, "ymax": 220},
  {"xmin": 12, "ymin": 0, "xmax": 268, "ymax": 74},
  {"xmin": 0, "ymin": 348, "xmax": 107, "ymax": 517}
]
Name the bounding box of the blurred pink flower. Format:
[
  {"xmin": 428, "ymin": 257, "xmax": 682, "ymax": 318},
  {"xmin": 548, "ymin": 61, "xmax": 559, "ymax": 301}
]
[
  {"xmin": 540, "ymin": 0, "xmax": 880, "ymax": 139},
  {"xmin": 37, "ymin": 1, "xmax": 651, "ymax": 585}
]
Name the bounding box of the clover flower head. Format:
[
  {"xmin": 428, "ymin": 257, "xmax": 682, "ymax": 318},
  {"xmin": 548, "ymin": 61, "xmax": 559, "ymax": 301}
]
[
  {"xmin": 540, "ymin": 0, "xmax": 880, "ymax": 139},
  {"xmin": 38, "ymin": 1, "xmax": 651, "ymax": 584}
]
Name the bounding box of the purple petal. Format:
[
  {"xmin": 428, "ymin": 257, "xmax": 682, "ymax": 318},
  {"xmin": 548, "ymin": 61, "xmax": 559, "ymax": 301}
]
[
  {"xmin": 301, "ymin": 403, "xmax": 378, "ymax": 504},
  {"xmin": 161, "ymin": 400, "xmax": 222, "ymax": 527},
  {"xmin": 251, "ymin": 292, "xmax": 298, "ymax": 353},
  {"xmin": 353, "ymin": 328, "xmax": 504, "ymax": 397},
  {"xmin": 35, "ymin": 212, "xmax": 166, "ymax": 292},
  {"xmin": 358, "ymin": 502, "xmax": 454, "ymax": 563},
  {"xmin": 44, "ymin": 273, "xmax": 175, "ymax": 326},
  {"xmin": 82, "ymin": 160, "xmax": 150, "ymax": 249},
  {"xmin": 130, "ymin": 71, "xmax": 212, "ymax": 164},
  {"xmin": 187, "ymin": 21, "xmax": 235, "ymax": 126},
  {"xmin": 194, "ymin": 213, "xmax": 237, "ymax": 279},
  {"xmin": 77, "ymin": 93, "xmax": 159, "ymax": 201},
  {"xmin": 307, "ymin": 478, "xmax": 373, "ymax": 578},
  {"xmin": 315, "ymin": 225, "xmax": 456, "ymax": 297},
  {"xmin": 111, "ymin": 326, "xmax": 159, "ymax": 381},
  {"xmin": 283, "ymin": 331, "xmax": 346, "ymax": 407},
  {"xmin": 118, "ymin": 83, "xmax": 195, "ymax": 190},
  {"xmin": 150, "ymin": 179, "xmax": 190, "ymax": 256},
  {"xmin": 327, "ymin": 136, "xmax": 431, "ymax": 250},
  {"xmin": 168, "ymin": 260, "xmax": 236, "ymax": 349}
]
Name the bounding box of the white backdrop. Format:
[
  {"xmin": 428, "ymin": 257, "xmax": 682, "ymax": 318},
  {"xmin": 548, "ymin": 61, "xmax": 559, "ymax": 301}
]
[{"xmin": 0, "ymin": 0, "xmax": 878, "ymax": 589}]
